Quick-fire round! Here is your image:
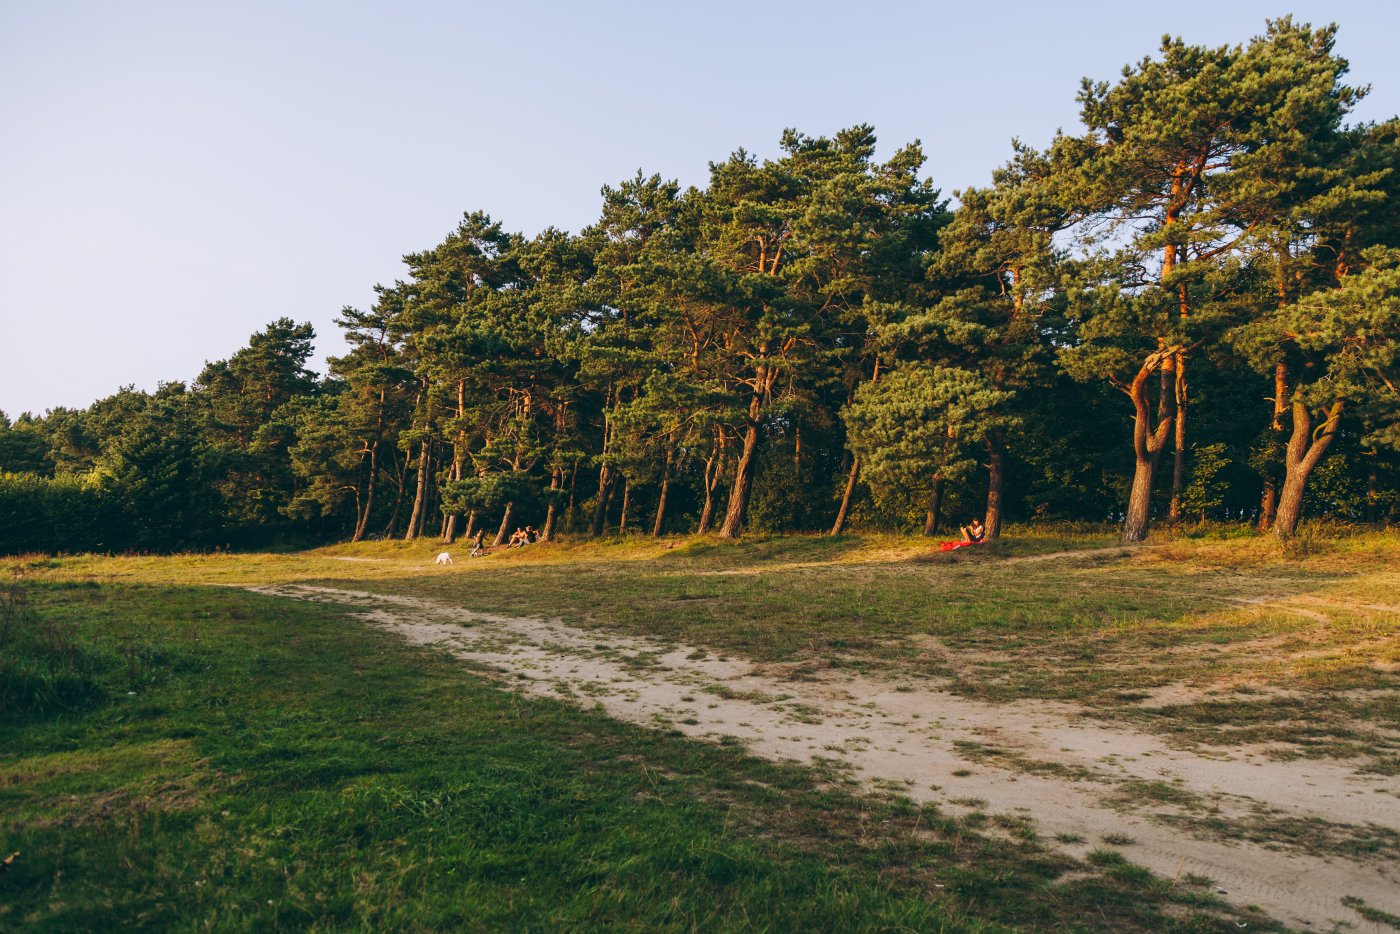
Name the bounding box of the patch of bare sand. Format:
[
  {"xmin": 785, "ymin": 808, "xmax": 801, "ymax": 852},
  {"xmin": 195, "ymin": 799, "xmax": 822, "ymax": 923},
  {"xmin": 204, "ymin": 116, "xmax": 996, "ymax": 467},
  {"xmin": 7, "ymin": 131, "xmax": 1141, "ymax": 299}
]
[{"xmin": 251, "ymin": 583, "xmax": 1400, "ymax": 933}]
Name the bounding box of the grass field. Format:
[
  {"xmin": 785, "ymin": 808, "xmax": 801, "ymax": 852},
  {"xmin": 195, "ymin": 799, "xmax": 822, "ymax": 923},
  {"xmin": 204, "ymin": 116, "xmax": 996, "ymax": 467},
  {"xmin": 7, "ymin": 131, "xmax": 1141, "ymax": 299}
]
[{"xmin": 3, "ymin": 525, "xmax": 1398, "ymax": 931}]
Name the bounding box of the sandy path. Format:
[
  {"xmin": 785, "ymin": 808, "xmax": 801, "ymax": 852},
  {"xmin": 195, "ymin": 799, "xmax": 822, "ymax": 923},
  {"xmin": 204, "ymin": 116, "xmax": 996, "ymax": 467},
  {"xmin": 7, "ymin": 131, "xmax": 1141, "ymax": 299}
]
[{"xmin": 252, "ymin": 583, "xmax": 1400, "ymax": 932}]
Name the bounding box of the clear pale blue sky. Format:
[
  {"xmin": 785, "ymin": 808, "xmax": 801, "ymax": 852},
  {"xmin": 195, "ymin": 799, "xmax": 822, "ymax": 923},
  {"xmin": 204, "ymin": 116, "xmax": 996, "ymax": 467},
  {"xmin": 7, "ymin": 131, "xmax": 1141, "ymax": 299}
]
[{"xmin": 2, "ymin": 1, "xmax": 1396, "ymax": 416}]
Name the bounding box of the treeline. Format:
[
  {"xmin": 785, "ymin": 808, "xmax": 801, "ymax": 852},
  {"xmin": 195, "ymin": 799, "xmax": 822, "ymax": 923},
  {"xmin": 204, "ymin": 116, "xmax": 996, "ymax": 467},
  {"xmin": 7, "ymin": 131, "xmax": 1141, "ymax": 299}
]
[{"xmin": 2, "ymin": 18, "xmax": 1397, "ymax": 555}]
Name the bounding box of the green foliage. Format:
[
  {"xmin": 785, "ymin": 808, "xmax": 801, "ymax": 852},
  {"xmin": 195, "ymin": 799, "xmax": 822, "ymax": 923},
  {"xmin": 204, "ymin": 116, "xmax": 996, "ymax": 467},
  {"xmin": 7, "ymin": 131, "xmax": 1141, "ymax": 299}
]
[
  {"xmin": 845, "ymin": 364, "xmax": 1012, "ymax": 497},
  {"xmin": 0, "ymin": 473, "xmax": 114, "ymax": 555},
  {"xmin": 4, "ymin": 18, "xmax": 1399, "ymax": 551},
  {"xmin": 0, "ymin": 413, "xmax": 51, "ymax": 475},
  {"xmin": 1180, "ymin": 443, "xmax": 1232, "ymax": 522}
]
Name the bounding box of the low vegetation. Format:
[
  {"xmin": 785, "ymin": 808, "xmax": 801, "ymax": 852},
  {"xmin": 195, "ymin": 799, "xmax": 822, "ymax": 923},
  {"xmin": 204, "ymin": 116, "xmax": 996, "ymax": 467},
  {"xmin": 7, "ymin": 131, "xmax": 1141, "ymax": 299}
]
[{"xmin": 2, "ymin": 536, "xmax": 1316, "ymax": 931}]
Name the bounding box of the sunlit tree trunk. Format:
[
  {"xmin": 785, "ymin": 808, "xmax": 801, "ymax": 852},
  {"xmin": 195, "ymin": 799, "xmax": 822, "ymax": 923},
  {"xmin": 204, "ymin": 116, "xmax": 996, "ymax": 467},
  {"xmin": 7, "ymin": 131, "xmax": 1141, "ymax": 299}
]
[
  {"xmin": 830, "ymin": 458, "xmax": 860, "ymax": 536},
  {"xmin": 493, "ymin": 502, "xmax": 515, "ymax": 546},
  {"xmin": 1273, "ymin": 400, "xmax": 1342, "ymax": 538},
  {"xmin": 652, "ymin": 445, "xmax": 673, "ymax": 537},
  {"xmin": 542, "ymin": 467, "xmax": 563, "ymax": 541},
  {"xmin": 351, "ymin": 441, "xmax": 378, "ymax": 543},
  {"xmin": 404, "ymin": 438, "xmax": 431, "ymax": 540},
  {"xmin": 1259, "ymin": 362, "xmax": 1289, "ymax": 531},
  {"xmin": 1122, "ymin": 349, "xmax": 1177, "ymax": 543},
  {"xmin": 698, "ymin": 432, "xmax": 726, "ymax": 534},
  {"xmin": 719, "ymin": 380, "xmax": 766, "ymax": 539}
]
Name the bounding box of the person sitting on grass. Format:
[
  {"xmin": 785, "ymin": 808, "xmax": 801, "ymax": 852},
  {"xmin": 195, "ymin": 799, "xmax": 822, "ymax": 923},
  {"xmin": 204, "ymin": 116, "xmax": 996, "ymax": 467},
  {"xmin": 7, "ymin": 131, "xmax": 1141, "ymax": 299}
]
[
  {"xmin": 960, "ymin": 517, "xmax": 986, "ymax": 544},
  {"xmin": 524, "ymin": 525, "xmax": 538, "ymax": 544},
  {"xmin": 470, "ymin": 529, "xmax": 487, "ymax": 557},
  {"xmin": 509, "ymin": 528, "xmax": 528, "ymax": 548}
]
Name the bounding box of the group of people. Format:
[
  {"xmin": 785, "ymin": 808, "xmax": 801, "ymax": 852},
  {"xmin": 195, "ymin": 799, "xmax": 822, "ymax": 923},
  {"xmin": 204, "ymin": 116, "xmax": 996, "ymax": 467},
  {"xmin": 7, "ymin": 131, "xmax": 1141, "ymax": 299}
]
[
  {"xmin": 459, "ymin": 519, "xmax": 984, "ymax": 559},
  {"xmin": 468, "ymin": 525, "xmax": 541, "ymax": 557}
]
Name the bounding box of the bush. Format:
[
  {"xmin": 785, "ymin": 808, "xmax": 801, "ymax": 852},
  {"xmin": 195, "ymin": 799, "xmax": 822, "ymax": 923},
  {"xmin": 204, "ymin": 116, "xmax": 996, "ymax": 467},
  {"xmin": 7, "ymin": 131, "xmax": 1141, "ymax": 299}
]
[{"xmin": 0, "ymin": 472, "xmax": 121, "ymax": 555}]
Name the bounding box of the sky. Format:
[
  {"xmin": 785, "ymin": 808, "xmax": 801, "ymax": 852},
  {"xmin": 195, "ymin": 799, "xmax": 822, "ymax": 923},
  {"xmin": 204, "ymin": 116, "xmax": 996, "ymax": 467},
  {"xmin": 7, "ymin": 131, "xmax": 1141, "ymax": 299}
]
[{"xmin": 2, "ymin": 0, "xmax": 1397, "ymax": 417}]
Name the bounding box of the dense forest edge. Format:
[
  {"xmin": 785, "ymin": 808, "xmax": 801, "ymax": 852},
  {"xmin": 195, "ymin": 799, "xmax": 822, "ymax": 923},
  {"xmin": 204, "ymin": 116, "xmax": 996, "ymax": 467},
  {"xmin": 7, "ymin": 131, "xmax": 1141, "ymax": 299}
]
[{"xmin": 2, "ymin": 17, "xmax": 1397, "ymax": 555}]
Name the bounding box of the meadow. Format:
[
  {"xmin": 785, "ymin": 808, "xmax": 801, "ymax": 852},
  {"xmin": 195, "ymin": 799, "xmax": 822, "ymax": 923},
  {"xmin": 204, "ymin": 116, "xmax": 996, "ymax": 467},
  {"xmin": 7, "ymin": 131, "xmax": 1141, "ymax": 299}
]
[{"xmin": 3, "ymin": 526, "xmax": 1397, "ymax": 931}]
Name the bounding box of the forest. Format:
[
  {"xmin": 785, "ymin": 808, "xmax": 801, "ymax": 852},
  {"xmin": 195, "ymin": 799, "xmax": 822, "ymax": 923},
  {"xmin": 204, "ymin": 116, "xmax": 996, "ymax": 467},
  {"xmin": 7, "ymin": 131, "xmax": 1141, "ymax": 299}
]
[{"xmin": 1, "ymin": 18, "xmax": 1396, "ymax": 555}]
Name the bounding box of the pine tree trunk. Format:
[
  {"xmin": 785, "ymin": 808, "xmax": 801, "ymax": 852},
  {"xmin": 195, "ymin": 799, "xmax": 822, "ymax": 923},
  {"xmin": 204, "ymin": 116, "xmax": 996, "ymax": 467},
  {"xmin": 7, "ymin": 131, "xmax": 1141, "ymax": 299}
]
[
  {"xmin": 618, "ymin": 478, "xmax": 630, "ymax": 535},
  {"xmin": 493, "ymin": 502, "xmax": 515, "ymax": 546},
  {"xmin": 984, "ymin": 433, "xmax": 1005, "ymax": 541},
  {"xmin": 1274, "ymin": 474, "xmax": 1308, "ymax": 539},
  {"xmin": 565, "ymin": 463, "xmax": 579, "ymax": 533},
  {"xmin": 463, "ymin": 510, "xmax": 476, "ymax": 541},
  {"xmin": 1258, "ymin": 481, "xmax": 1278, "ymax": 532},
  {"xmin": 382, "ymin": 447, "xmax": 407, "ymax": 539},
  {"xmin": 351, "ymin": 441, "xmax": 378, "ymax": 542},
  {"xmin": 922, "ymin": 476, "xmax": 945, "ymax": 536},
  {"xmin": 404, "ymin": 439, "xmax": 431, "ymax": 540},
  {"xmin": 590, "ymin": 464, "xmax": 613, "ymax": 538},
  {"xmin": 1123, "ymin": 454, "xmax": 1158, "ymax": 543},
  {"xmin": 719, "ymin": 387, "xmax": 765, "ymax": 539},
  {"xmin": 1121, "ymin": 349, "xmax": 1177, "ymax": 544},
  {"xmin": 1168, "ymin": 355, "xmax": 1187, "ymax": 524},
  {"xmin": 831, "ymin": 357, "xmax": 878, "ymax": 538},
  {"xmin": 443, "ymin": 450, "xmax": 463, "ymax": 543},
  {"xmin": 1273, "ymin": 400, "xmax": 1342, "ymax": 538},
  {"xmin": 443, "ymin": 382, "xmax": 468, "ymax": 543},
  {"xmin": 542, "ymin": 467, "xmax": 563, "ymax": 542},
  {"xmin": 652, "ymin": 447, "xmax": 672, "ymax": 537},
  {"xmin": 830, "ymin": 458, "xmax": 859, "ymax": 535},
  {"xmin": 698, "ymin": 435, "xmax": 726, "ymax": 534},
  {"xmin": 1258, "ymin": 361, "xmax": 1289, "ymax": 532}
]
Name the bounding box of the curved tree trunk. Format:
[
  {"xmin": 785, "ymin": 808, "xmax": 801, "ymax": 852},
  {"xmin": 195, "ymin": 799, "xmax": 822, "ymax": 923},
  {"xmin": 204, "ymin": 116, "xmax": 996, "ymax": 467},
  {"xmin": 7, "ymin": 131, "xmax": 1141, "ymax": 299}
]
[
  {"xmin": 720, "ymin": 367, "xmax": 774, "ymax": 540},
  {"xmin": 830, "ymin": 458, "xmax": 860, "ymax": 536},
  {"xmin": 698, "ymin": 434, "xmax": 726, "ymax": 534},
  {"xmin": 652, "ymin": 446, "xmax": 673, "ymax": 537},
  {"xmin": 1273, "ymin": 400, "xmax": 1342, "ymax": 538},
  {"xmin": 404, "ymin": 439, "xmax": 431, "ymax": 540},
  {"xmin": 542, "ymin": 467, "xmax": 563, "ymax": 542},
  {"xmin": 493, "ymin": 502, "xmax": 515, "ymax": 547},
  {"xmin": 1121, "ymin": 349, "xmax": 1178, "ymax": 544},
  {"xmin": 718, "ymin": 419, "xmax": 761, "ymax": 539},
  {"xmin": 351, "ymin": 441, "xmax": 378, "ymax": 543}
]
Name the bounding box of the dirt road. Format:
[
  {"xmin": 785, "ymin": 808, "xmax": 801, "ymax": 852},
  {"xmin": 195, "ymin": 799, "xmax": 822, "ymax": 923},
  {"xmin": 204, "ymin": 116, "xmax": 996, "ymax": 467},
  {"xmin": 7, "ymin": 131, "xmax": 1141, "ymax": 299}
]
[{"xmin": 252, "ymin": 582, "xmax": 1400, "ymax": 932}]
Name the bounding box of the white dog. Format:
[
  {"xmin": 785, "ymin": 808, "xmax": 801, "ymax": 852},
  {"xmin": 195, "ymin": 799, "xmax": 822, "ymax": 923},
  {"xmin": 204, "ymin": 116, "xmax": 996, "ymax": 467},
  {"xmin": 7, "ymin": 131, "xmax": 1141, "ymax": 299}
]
[{"xmin": 435, "ymin": 552, "xmax": 453, "ymax": 566}]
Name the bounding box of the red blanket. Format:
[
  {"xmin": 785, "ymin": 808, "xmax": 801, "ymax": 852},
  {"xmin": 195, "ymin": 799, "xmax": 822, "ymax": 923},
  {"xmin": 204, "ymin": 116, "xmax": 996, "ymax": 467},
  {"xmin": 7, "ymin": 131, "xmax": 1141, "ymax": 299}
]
[{"xmin": 939, "ymin": 540, "xmax": 983, "ymax": 552}]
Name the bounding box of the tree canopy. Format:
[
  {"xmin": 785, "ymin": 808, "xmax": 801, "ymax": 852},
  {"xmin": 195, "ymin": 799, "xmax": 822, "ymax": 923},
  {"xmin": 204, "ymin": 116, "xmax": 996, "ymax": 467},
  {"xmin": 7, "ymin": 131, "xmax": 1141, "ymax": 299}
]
[{"xmin": 2, "ymin": 17, "xmax": 1396, "ymax": 554}]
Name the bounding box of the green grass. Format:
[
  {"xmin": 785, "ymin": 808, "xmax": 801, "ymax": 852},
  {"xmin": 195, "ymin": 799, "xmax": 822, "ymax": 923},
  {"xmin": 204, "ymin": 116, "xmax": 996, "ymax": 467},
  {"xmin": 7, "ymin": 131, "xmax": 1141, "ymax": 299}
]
[
  {"xmin": 0, "ymin": 570, "xmax": 1258, "ymax": 931},
  {"xmin": 185, "ymin": 527, "xmax": 1395, "ymax": 768}
]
